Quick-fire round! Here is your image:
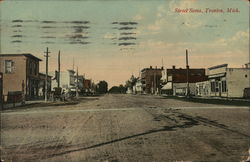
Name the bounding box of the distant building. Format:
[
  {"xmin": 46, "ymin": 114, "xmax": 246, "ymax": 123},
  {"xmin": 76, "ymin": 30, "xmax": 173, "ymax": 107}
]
[
  {"xmin": 0, "ymin": 54, "xmax": 42, "ymax": 100},
  {"xmin": 161, "ymin": 66, "xmax": 207, "ymax": 96},
  {"xmin": 126, "ymin": 75, "xmax": 137, "ymax": 94},
  {"xmin": 141, "ymin": 66, "xmax": 163, "ymax": 94},
  {"xmin": 78, "ymin": 75, "xmax": 84, "ymax": 91},
  {"xmin": 205, "ymin": 64, "xmax": 250, "ymax": 98},
  {"xmin": 38, "ymin": 73, "xmax": 52, "ymax": 99},
  {"xmin": 50, "ymin": 70, "xmax": 76, "ymax": 91},
  {"xmin": 83, "ymin": 79, "xmax": 92, "ymax": 93},
  {"xmin": 133, "ymin": 78, "xmax": 143, "ymax": 94}
]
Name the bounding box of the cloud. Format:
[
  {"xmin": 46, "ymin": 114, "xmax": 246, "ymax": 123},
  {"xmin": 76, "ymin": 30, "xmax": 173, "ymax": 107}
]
[
  {"xmin": 103, "ymin": 32, "xmax": 117, "ymax": 39},
  {"xmin": 146, "ymin": 0, "xmax": 204, "ymax": 33},
  {"xmin": 137, "ymin": 28, "xmax": 249, "ymax": 67},
  {"xmin": 133, "ymin": 15, "xmax": 144, "ymax": 21}
]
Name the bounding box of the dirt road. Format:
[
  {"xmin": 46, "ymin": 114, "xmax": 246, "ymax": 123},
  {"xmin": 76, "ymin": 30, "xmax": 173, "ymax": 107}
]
[{"xmin": 1, "ymin": 94, "xmax": 250, "ymax": 161}]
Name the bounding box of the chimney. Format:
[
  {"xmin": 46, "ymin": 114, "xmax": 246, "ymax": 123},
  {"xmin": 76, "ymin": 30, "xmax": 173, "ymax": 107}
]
[{"xmin": 172, "ymin": 65, "xmax": 176, "ymax": 69}]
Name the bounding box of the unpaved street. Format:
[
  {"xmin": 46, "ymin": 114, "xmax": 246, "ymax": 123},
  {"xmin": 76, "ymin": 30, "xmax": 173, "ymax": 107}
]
[{"xmin": 1, "ymin": 94, "xmax": 250, "ymax": 161}]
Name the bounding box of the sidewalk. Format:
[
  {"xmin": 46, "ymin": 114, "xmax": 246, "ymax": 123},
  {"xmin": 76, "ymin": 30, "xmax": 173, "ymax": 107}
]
[
  {"xmin": 1, "ymin": 99, "xmax": 79, "ymax": 111},
  {"xmin": 162, "ymin": 95, "xmax": 250, "ymax": 107},
  {"xmin": 192, "ymin": 96, "xmax": 250, "ymax": 102}
]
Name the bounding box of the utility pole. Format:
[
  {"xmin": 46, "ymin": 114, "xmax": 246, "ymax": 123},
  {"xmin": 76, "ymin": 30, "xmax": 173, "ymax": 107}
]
[
  {"xmin": 154, "ymin": 66, "xmax": 157, "ymax": 95},
  {"xmin": 161, "ymin": 58, "xmax": 164, "ymax": 68},
  {"xmin": 76, "ymin": 66, "xmax": 79, "ymax": 99},
  {"xmin": 44, "ymin": 47, "xmax": 50, "ymax": 102},
  {"xmin": 58, "ymin": 50, "xmax": 60, "ymax": 88},
  {"xmin": 186, "ymin": 49, "xmax": 190, "ymax": 97}
]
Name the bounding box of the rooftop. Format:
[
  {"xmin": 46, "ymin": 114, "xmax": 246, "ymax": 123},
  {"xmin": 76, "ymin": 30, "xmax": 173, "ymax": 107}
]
[
  {"xmin": 208, "ymin": 64, "xmax": 228, "ymax": 70},
  {"xmin": 141, "ymin": 66, "xmax": 163, "ymax": 72},
  {"xmin": 0, "ymin": 53, "xmax": 42, "ymax": 61}
]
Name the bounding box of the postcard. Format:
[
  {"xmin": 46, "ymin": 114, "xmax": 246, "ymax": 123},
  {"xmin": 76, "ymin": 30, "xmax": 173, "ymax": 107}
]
[{"xmin": 0, "ymin": 0, "xmax": 249, "ymax": 161}]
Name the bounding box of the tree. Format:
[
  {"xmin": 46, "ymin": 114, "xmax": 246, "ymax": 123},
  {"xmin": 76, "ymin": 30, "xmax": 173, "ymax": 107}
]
[
  {"xmin": 125, "ymin": 75, "xmax": 138, "ymax": 92},
  {"xmin": 96, "ymin": 80, "xmax": 108, "ymax": 94},
  {"xmin": 109, "ymin": 84, "xmax": 126, "ymax": 94}
]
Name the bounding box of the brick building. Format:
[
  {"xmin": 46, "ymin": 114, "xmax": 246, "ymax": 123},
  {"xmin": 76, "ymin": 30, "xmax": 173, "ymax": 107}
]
[
  {"xmin": 0, "ymin": 54, "xmax": 42, "ymax": 100},
  {"xmin": 84, "ymin": 79, "xmax": 92, "ymax": 92},
  {"xmin": 161, "ymin": 66, "xmax": 207, "ymax": 96},
  {"xmin": 141, "ymin": 66, "xmax": 163, "ymax": 94}
]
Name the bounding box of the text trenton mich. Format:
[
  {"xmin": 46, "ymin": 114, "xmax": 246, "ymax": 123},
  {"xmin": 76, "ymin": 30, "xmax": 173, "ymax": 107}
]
[{"xmin": 175, "ymin": 8, "xmax": 240, "ymax": 13}]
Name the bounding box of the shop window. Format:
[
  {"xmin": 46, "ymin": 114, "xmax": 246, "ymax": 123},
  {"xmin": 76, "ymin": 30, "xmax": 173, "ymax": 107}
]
[
  {"xmin": 222, "ymin": 80, "xmax": 227, "ymax": 92},
  {"xmin": 211, "ymin": 82, "xmax": 216, "ymax": 92}
]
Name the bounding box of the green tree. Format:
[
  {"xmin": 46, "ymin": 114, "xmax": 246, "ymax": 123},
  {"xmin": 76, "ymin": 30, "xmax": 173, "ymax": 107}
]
[
  {"xmin": 109, "ymin": 84, "xmax": 126, "ymax": 94},
  {"xmin": 97, "ymin": 80, "xmax": 108, "ymax": 94},
  {"xmin": 125, "ymin": 75, "xmax": 138, "ymax": 92}
]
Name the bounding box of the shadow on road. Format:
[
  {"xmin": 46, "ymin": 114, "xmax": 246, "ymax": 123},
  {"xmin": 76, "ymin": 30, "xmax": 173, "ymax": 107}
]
[
  {"xmin": 43, "ymin": 110, "xmax": 250, "ymax": 160},
  {"xmin": 44, "ymin": 114, "xmax": 200, "ymax": 159}
]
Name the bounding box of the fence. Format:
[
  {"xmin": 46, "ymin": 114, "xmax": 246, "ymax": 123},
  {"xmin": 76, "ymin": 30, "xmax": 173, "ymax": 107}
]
[{"xmin": 0, "ymin": 91, "xmax": 24, "ymax": 110}]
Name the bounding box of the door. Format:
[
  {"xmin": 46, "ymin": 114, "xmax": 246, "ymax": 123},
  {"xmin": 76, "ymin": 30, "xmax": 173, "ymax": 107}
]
[
  {"xmin": 219, "ymin": 81, "xmax": 222, "ymax": 97},
  {"xmin": 0, "ymin": 73, "xmax": 3, "ymax": 108}
]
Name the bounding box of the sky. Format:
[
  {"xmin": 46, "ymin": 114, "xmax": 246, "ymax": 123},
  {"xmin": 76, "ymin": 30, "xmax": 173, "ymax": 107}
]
[{"xmin": 0, "ymin": 0, "xmax": 249, "ymax": 88}]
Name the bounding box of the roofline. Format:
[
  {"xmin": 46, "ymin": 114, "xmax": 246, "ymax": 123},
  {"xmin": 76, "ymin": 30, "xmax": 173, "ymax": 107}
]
[
  {"xmin": 141, "ymin": 68, "xmax": 163, "ymax": 72},
  {"xmin": 166, "ymin": 68, "xmax": 205, "ymax": 70},
  {"xmin": 227, "ymin": 68, "xmax": 250, "ymax": 70},
  {"xmin": 0, "ymin": 53, "xmax": 42, "ymax": 61},
  {"xmin": 208, "ymin": 64, "xmax": 228, "ymax": 70}
]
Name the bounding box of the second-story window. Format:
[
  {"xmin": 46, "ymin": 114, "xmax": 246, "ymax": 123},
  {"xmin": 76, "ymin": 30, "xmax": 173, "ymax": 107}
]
[
  {"xmin": 33, "ymin": 62, "xmax": 37, "ymax": 75},
  {"xmin": 5, "ymin": 60, "xmax": 14, "ymax": 74},
  {"xmin": 29, "ymin": 61, "xmax": 32, "ymax": 74}
]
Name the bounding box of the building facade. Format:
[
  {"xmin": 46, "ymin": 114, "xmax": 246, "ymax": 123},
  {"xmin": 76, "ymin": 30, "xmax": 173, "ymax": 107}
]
[
  {"xmin": 141, "ymin": 66, "xmax": 163, "ymax": 94},
  {"xmin": 195, "ymin": 81, "xmax": 210, "ymax": 96},
  {"xmin": 38, "ymin": 73, "xmax": 52, "ymax": 99},
  {"xmin": 83, "ymin": 79, "xmax": 92, "ymax": 93},
  {"xmin": 50, "ymin": 70, "xmax": 76, "ymax": 91},
  {"xmin": 207, "ymin": 64, "xmax": 250, "ymax": 98},
  {"xmin": 133, "ymin": 79, "xmax": 143, "ymax": 94},
  {"xmin": 0, "ymin": 54, "xmax": 42, "ymax": 100},
  {"xmin": 161, "ymin": 66, "xmax": 207, "ymax": 96}
]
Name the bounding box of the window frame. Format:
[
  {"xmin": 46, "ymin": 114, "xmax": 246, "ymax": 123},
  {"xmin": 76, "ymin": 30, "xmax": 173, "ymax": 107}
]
[{"xmin": 4, "ymin": 60, "xmax": 14, "ymax": 74}]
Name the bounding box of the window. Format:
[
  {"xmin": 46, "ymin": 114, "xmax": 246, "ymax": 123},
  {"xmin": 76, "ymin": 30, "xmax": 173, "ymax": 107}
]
[
  {"xmin": 211, "ymin": 82, "xmax": 216, "ymax": 92},
  {"xmin": 215, "ymin": 82, "xmax": 219, "ymax": 92},
  {"xmin": 222, "ymin": 80, "xmax": 227, "ymax": 92},
  {"xmin": 33, "ymin": 62, "xmax": 38, "ymax": 75},
  {"xmin": 5, "ymin": 60, "xmax": 14, "ymax": 73},
  {"xmin": 29, "ymin": 61, "xmax": 32, "ymax": 74}
]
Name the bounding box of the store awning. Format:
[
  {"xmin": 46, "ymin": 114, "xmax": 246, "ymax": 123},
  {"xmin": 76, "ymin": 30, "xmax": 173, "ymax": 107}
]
[{"xmin": 208, "ymin": 73, "xmax": 226, "ymax": 79}]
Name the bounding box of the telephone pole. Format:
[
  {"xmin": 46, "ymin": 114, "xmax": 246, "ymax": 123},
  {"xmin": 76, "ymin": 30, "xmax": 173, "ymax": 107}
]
[
  {"xmin": 186, "ymin": 49, "xmax": 190, "ymax": 97},
  {"xmin": 58, "ymin": 50, "xmax": 61, "ymax": 88},
  {"xmin": 44, "ymin": 47, "xmax": 50, "ymax": 102},
  {"xmin": 154, "ymin": 66, "xmax": 157, "ymax": 95}
]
